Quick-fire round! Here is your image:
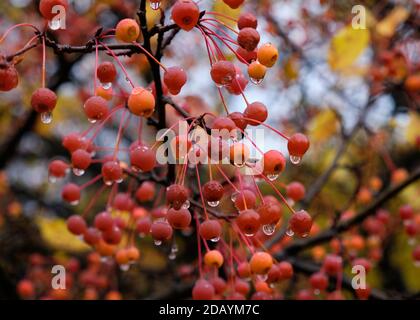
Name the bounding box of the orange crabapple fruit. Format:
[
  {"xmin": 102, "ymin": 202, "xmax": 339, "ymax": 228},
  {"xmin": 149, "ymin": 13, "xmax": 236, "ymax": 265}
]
[
  {"xmin": 236, "ymin": 209, "xmax": 260, "ymax": 236},
  {"xmin": 96, "ymin": 86, "xmax": 113, "ymax": 100},
  {"xmin": 287, "ymin": 133, "xmax": 310, "ymax": 162},
  {"xmin": 115, "ymin": 249, "xmax": 129, "ymax": 265},
  {"xmin": 126, "ymin": 246, "xmax": 140, "ymax": 261},
  {"xmin": 223, "ymin": 0, "xmax": 245, "ymax": 10},
  {"xmin": 39, "ymin": 0, "xmax": 68, "ymax": 20},
  {"xmin": 166, "ymin": 183, "xmax": 189, "ymax": 210},
  {"xmin": 62, "ymin": 183, "xmax": 81, "ymax": 205},
  {"xmin": 163, "ymin": 66, "xmax": 187, "ymax": 95},
  {"xmin": 210, "ymin": 60, "xmax": 236, "ymax": 87},
  {"xmin": 151, "ymin": 221, "xmax": 173, "ymax": 242},
  {"xmin": 171, "ymin": 0, "xmax": 200, "ymax": 32},
  {"xmin": 234, "ymin": 189, "xmax": 257, "ymax": 211},
  {"xmin": 0, "ymin": 64, "xmax": 19, "ymax": 91},
  {"xmin": 101, "ymin": 160, "xmax": 123, "ymax": 185},
  {"xmin": 167, "ymin": 208, "xmax": 192, "ymax": 229},
  {"xmin": 248, "ymin": 61, "xmax": 267, "ymax": 83},
  {"xmin": 66, "ymin": 215, "xmax": 87, "ymax": 236},
  {"xmin": 250, "ymin": 252, "xmax": 273, "ymax": 275},
  {"xmin": 289, "ymin": 209, "xmax": 312, "ymax": 237},
  {"xmin": 97, "ymin": 62, "xmax": 117, "ymax": 84},
  {"xmin": 30, "ymin": 88, "xmax": 57, "ymax": 113},
  {"xmin": 115, "ymin": 18, "xmax": 140, "ymax": 43},
  {"xmin": 127, "ymin": 87, "xmax": 155, "ymax": 117},
  {"xmin": 404, "ymin": 74, "xmax": 420, "ymax": 92},
  {"xmin": 212, "ymin": 116, "xmax": 237, "ymax": 136},
  {"xmin": 286, "ymin": 181, "xmax": 306, "ymax": 202},
  {"xmin": 238, "ymin": 28, "xmax": 260, "ymax": 52},
  {"xmin": 204, "ymin": 250, "xmax": 224, "ymax": 268},
  {"xmin": 391, "ymin": 168, "xmax": 408, "ymax": 184},
  {"xmin": 262, "ymin": 150, "xmax": 286, "ymax": 177},
  {"xmin": 95, "ymin": 239, "xmax": 116, "ymax": 257},
  {"xmin": 244, "ymin": 101, "xmax": 268, "ymax": 125},
  {"xmin": 130, "ymin": 145, "xmax": 156, "ymax": 172},
  {"xmin": 238, "ymin": 12, "xmax": 258, "ymax": 30},
  {"xmin": 202, "ymin": 180, "xmax": 224, "ymax": 203},
  {"xmin": 229, "ymin": 142, "xmax": 250, "ymax": 167},
  {"xmin": 192, "ymin": 279, "xmax": 215, "ymax": 300},
  {"xmin": 257, "ymin": 43, "xmax": 279, "ymax": 68},
  {"xmin": 199, "ymin": 219, "xmax": 222, "ymax": 241}
]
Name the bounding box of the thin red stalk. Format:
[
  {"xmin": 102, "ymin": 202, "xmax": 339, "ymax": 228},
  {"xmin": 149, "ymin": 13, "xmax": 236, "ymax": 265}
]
[
  {"xmin": 261, "ymin": 174, "xmax": 296, "ymax": 214},
  {"xmin": 81, "ymin": 184, "xmax": 106, "ymax": 218},
  {"xmin": 41, "ymin": 36, "xmax": 46, "ymax": 88},
  {"xmin": 242, "ymin": 117, "xmax": 290, "ymax": 141},
  {"xmin": 94, "ymin": 38, "xmax": 99, "ymax": 95},
  {"xmin": 113, "ymin": 110, "xmax": 130, "ymax": 159},
  {"xmin": 131, "ymin": 41, "xmax": 167, "ymax": 72},
  {"xmin": 195, "ymin": 212, "xmax": 203, "ymax": 278},
  {"xmin": 215, "ymin": 165, "xmax": 240, "ymax": 192},
  {"xmin": 205, "ymin": 12, "xmax": 239, "ymax": 23},
  {"xmin": 80, "ymin": 174, "xmax": 103, "ymax": 190},
  {"xmin": 195, "ymin": 164, "xmax": 209, "ymax": 219},
  {"xmin": 0, "ymin": 23, "xmax": 40, "ymax": 43}
]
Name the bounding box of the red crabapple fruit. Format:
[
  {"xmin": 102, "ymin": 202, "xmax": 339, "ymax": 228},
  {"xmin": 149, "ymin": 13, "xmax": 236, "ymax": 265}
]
[
  {"xmin": 210, "ymin": 61, "xmax": 236, "ymax": 87},
  {"xmin": 262, "ymin": 150, "xmax": 286, "ymax": 179},
  {"xmin": 288, "ymin": 210, "xmax": 312, "ymax": 237},
  {"xmin": 199, "ymin": 219, "xmax": 222, "ymax": 241},
  {"xmin": 167, "ymin": 208, "xmax": 192, "ymax": 229},
  {"xmin": 287, "ymin": 133, "xmax": 310, "ymax": 164},
  {"xmin": 66, "ymin": 215, "xmax": 87, "ymax": 235},
  {"xmin": 223, "ymin": 0, "xmax": 245, "ymax": 9},
  {"xmin": 71, "ymin": 149, "xmax": 92, "ymax": 175},
  {"xmin": 192, "ymin": 279, "xmax": 215, "ymax": 300},
  {"xmin": 97, "ymin": 62, "xmax": 117, "ymax": 84},
  {"xmin": 286, "ymin": 182, "xmax": 306, "ymax": 202},
  {"xmin": 30, "ymin": 88, "xmax": 57, "ymax": 113},
  {"xmin": 94, "ymin": 211, "xmax": 114, "ymax": 232},
  {"xmin": 171, "ymin": 0, "xmax": 200, "ymax": 32},
  {"xmin": 236, "ymin": 209, "xmax": 260, "ymax": 236},
  {"xmin": 39, "ymin": 0, "xmax": 68, "ymax": 20},
  {"xmin": 238, "ymin": 28, "xmax": 260, "ymax": 52},
  {"xmin": 238, "ymin": 13, "xmax": 258, "ymax": 30},
  {"xmin": 166, "ymin": 184, "xmax": 189, "ymax": 210},
  {"xmin": 101, "ymin": 160, "xmax": 123, "ymax": 185},
  {"xmin": 202, "ymin": 180, "xmax": 224, "ymax": 206},
  {"xmin": 62, "ymin": 183, "xmax": 81, "ymax": 205},
  {"xmin": 150, "ymin": 221, "xmax": 173, "ymax": 244},
  {"xmin": 48, "ymin": 159, "xmax": 69, "ymax": 180},
  {"xmin": 244, "ymin": 101, "xmax": 268, "ymax": 125},
  {"xmin": 130, "ymin": 145, "xmax": 156, "ymax": 172},
  {"xmin": 163, "ymin": 67, "xmax": 187, "ymax": 95},
  {"xmin": 0, "ymin": 64, "xmax": 19, "ymax": 91}
]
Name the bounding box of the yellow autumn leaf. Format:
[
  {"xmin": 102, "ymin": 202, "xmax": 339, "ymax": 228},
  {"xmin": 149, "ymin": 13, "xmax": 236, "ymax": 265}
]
[
  {"xmin": 213, "ymin": 0, "xmax": 241, "ymax": 27},
  {"xmin": 405, "ymin": 112, "xmax": 420, "ymax": 145},
  {"xmin": 283, "ymin": 55, "xmax": 299, "ymax": 81},
  {"xmin": 308, "ymin": 109, "xmax": 340, "ymax": 142},
  {"xmin": 36, "ymin": 216, "xmax": 90, "ymax": 253},
  {"xmin": 328, "ymin": 25, "xmax": 370, "ymax": 71},
  {"xmin": 376, "ymin": 6, "xmax": 409, "ymax": 38}
]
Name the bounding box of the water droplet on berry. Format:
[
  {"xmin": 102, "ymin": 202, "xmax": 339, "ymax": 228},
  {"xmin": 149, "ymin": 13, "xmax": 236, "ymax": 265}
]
[
  {"xmin": 48, "ymin": 19, "xmax": 61, "ymax": 30},
  {"xmin": 210, "ymin": 236, "xmax": 220, "ymax": 243},
  {"xmin": 231, "ymin": 192, "xmax": 238, "ymax": 202},
  {"xmin": 267, "ymin": 173, "xmax": 279, "ymax": 181},
  {"xmin": 244, "ymin": 232, "xmax": 255, "ymax": 237},
  {"xmin": 104, "ymin": 180, "xmax": 113, "ymax": 186},
  {"xmin": 182, "ymin": 200, "xmax": 190, "ymax": 209},
  {"xmin": 150, "ymin": 1, "xmax": 161, "ymax": 10},
  {"xmin": 286, "ymin": 228, "xmax": 294, "ymax": 237},
  {"xmin": 154, "ymin": 240, "xmax": 162, "ymax": 246},
  {"xmin": 408, "ymin": 238, "xmax": 416, "ymax": 246},
  {"xmin": 116, "ymin": 178, "xmax": 124, "ymax": 184},
  {"xmin": 73, "ymin": 168, "xmax": 85, "ymax": 176},
  {"xmin": 171, "ymin": 243, "xmax": 178, "ymax": 253},
  {"xmin": 168, "ymin": 252, "xmax": 176, "ymax": 260},
  {"xmin": 415, "ymin": 261, "xmax": 420, "ymax": 268},
  {"xmin": 250, "ymin": 77, "xmax": 263, "ymax": 85},
  {"xmin": 40, "ymin": 112, "xmax": 53, "ymax": 124},
  {"xmin": 70, "ymin": 200, "xmax": 80, "ymax": 206},
  {"xmin": 301, "ymin": 232, "xmax": 309, "ymax": 238},
  {"xmin": 262, "ymin": 224, "xmax": 276, "ymax": 236},
  {"xmin": 314, "ymin": 289, "xmax": 321, "ymax": 295},
  {"xmin": 100, "ymin": 256, "xmax": 109, "ymax": 263},
  {"xmin": 88, "ymin": 118, "xmax": 97, "ymax": 124},
  {"xmin": 48, "ymin": 175, "xmax": 57, "ymax": 183},
  {"xmin": 120, "ymin": 264, "xmax": 130, "ymax": 272},
  {"xmin": 207, "ymin": 200, "xmax": 220, "ymax": 207},
  {"xmin": 101, "ymin": 82, "xmax": 112, "ymax": 90},
  {"xmin": 290, "ymin": 155, "xmax": 301, "ymax": 165},
  {"xmin": 257, "ymin": 274, "xmax": 268, "ymax": 282}
]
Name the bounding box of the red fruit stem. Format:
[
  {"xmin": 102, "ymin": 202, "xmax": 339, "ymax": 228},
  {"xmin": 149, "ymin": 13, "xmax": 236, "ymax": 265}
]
[
  {"xmin": 206, "ymin": 12, "xmax": 239, "ymax": 23},
  {"xmin": 0, "ymin": 23, "xmax": 40, "ymax": 44},
  {"xmin": 252, "ymin": 175, "xmax": 265, "ymax": 203},
  {"xmin": 94, "ymin": 38, "xmax": 99, "ymax": 95},
  {"xmin": 261, "ymin": 174, "xmax": 296, "ymax": 214},
  {"xmin": 195, "ymin": 212, "xmax": 203, "ymax": 278},
  {"xmin": 81, "ymin": 184, "xmax": 106, "ymax": 218},
  {"xmin": 195, "ymin": 163, "xmax": 209, "ymax": 220},
  {"xmin": 217, "ymin": 87, "xmax": 230, "ymax": 114},
  {"xmin": 242, "ymin": 117, "xmax": 290, "ymax": 141},
  {"xmin": 80, "ymin": 174, "xmax": 103, "ymax": 190},
  {"xmin": 215, "ymin": 165, "xmax": 240, "ymax": 193},
  {"xmin": 131, "ymin": 42, "xmax": 167, "ymax": 72},
  {"xmin": 113, "ymin": 109, "xmax": 130, "ymax": 160},
  {"xmin": 235, "ymin": 224, "xmax": 255, "ymax": 254},
  {"xmin": 236, "ymin": 170, "xmax": 248, "ymax": 210},
  {"xmin": 41, "ymin": 36, "xmax": 46, "ymax": 88},
  {"xmin": 202, "ymin": 17, "xmax": 239, "ymax": 34}
]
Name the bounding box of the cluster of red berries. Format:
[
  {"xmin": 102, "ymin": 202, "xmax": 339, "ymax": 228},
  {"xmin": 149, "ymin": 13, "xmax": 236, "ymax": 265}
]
[{"xmin": 17, "ymin": 253, "xmax": 123, "ymax": 300}]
